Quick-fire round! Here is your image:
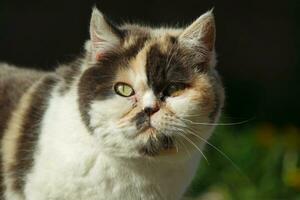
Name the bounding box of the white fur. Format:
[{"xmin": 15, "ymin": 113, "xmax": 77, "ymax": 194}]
[
  {"xmin": 142, "ymin": 90, "xmax": 157, "ymax": 109},
  {"xmin": 23, "ymin": 84, "xmax": 202, "ymax": 200},
  {"xmin": 12, "ymin": 9, "xmax": 221, "ymax": 200}
]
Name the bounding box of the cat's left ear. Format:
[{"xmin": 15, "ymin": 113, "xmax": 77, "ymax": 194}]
[
  {"xmin": 86, "ymin": 7, "xmax": 123, "ymax": 61},
  {"xmin": 179, "ymin": 10, "xmax": 215, "ymax": 52}
]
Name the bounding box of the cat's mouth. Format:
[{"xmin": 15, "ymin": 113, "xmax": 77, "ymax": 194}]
[
  {"xmin": 138, "ymin": 124, "xmax": 155, "ymax": 134},
  {"xmin": 133, "ymin": 111, "xmax": 177, "ymax": 156},
  {"xmin": 139, "ymin": 133, "xmax": 176, "ymax": 157}
]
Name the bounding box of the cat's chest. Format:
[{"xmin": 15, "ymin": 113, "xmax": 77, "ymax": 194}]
[
  {"xmin": 22, "ymin": 94, "xmax": 196, "ymax": 200},
  {"xmin": 25, "ymin": 155, "xmax": 176, "ymax": 200}
]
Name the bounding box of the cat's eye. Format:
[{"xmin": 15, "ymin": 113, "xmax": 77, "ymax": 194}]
[
  {"xmin": 164, "ymin": 83, "xmax": 187, "ymax": 97},
  {"xmin": 114, "ymin": 82, "xmax": 135, "ymax": 97}
]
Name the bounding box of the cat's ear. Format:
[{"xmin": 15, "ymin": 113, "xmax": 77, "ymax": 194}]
[
  {"xmin": 179, "ymin": 10, "xmax": 215, "ymax": 52},
  {"xmin": 87, "ymin": 7, "xmax": 123, "ymax": 61}
]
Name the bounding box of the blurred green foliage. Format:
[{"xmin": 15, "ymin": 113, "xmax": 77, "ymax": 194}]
[
  {"xmin": 186, "ymin": 2, "xmax": 300, "ymax": 198},
  {"xmin": 186, "ymin": 124, "xmax": 300, "ymax": 200}
]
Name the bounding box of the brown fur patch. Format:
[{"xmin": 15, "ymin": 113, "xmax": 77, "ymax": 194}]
[
  {"xmin": 190, "ymin": 72, "xmax": 224, "ymax": 121},
  {"xmin": 209, "ymin": 71, "xmax": 225, "ymax": 121},
  {"xmin": 139, "ymin": 134, "xmax": 175, "ymax": 157},
  {"xmin": 0, "ymin": 64, "xmax": 45, "ymax": 198},
  {"xmin": 56, "ymin": 59, "xmax": 81, "ymax": 94},
  {"xmin": 78, "ymin": 31, "xmax": 149, "ymax": 130},
  {"xmin": 1, "ymin": 74, "xmax": 58, "ymax": 193},
  {"xmin": 145, "ymin": 42, "xmax": 194, "ymax": 97},
  {"xmin": 80, "ymin": 23, "xmax": 222, "ymax": 133},
  {"xmin": 13, "ymin": 75, "xmax": 57, "ymax": 191},
  {"xmin": 191, "ymin": 74, "xmax": 216, "ymax": 114}
]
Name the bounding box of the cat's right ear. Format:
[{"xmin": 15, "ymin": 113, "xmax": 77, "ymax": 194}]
[
  {"xmin": 86, "ymin": 7, "xmax": 123, "ymax": 62},
  {"xmin": 179, "ymin": 10, "xmax": 215, "ymax": 52}
]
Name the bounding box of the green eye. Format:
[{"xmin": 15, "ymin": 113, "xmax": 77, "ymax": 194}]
[
  {"xmin": 164, "ymin": 83, "xmax": 187, "ymax": 97},
  {"xmin": 114, "ymin": 82, "xmax": 135, "ymax": 97}
]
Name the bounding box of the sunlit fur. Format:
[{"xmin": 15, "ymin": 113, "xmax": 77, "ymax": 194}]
[
  {"xmin": 88, "ymin": 45, "xmax": 222, "ymax": 158},
  {"xmin": 0, "ymin": 7, "xmax": 224, "ymax": 200},
  {"xmin": 83, "ymin": 9, "xmax": 224, "ymax": 159}
]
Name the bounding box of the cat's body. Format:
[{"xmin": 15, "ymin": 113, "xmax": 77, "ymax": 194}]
[{"xmin": 0, "ymin": 8, "xmax": 224, "ymax": 200}]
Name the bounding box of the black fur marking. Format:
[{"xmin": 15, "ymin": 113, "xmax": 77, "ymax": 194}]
[
  {"xmin": 161, "ymin": 135, "xmax": 175, "ymax": 150},
  {"xmin": 145, "ymin": 44, "xmax": 193, "ymax": 98},
  {"xmin": 78, "ymin": 34, "xmax": 149, "ymax": 130},
  {"xmin": 140, "ymin": 137, "xmax": 161, "ymax": 156},
  {"xmin": 132, "ymin": 111, "xmax": 150, "ymax": 131},
  {"xmin": 121, "ymin": 32, "xmax": 150, "ymax": 60},
  {"xmin": 139, "ymin": 135, "xmax": 174, "ymax": 156},
  {"xmin": 11, "ymin": 75, "xmax": 58, "ymax": 192},
  {"xmin": 78, "ymin": 63, "xmax": 118, "ymax": 129},
  {"xmin": 0, "ymin": 66, "xmax": 44, "ymax": 199},
  {"xmin": 0, "ymin": 81, "xmax": 23, "ymax": 199}
]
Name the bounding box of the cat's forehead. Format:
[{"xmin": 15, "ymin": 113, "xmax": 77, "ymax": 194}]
[
  {"xmin": 117, "ymin": 28, "xmax": 195, "ymax": 94},
  {"xmin": 121, "ymin": 25, "xmax": 184, "ymax": 56}
]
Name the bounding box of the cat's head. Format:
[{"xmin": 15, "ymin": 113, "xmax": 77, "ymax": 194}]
[{"xmin": 77, "ymin": 8, "xmax": 224, "ymax": 158}]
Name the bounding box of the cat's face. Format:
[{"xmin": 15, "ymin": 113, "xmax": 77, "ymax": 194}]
[{"xmin": 78, "ymin": 8, "xmax": 224, "ymax": 158}]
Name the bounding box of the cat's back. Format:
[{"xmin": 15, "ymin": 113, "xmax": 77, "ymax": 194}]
[
  {"xmin": 0, "ymin": 63, "xmax": 45, "ymax": 136},
  {"xmin": 0, "ymin": 63, "xmax": 47, "ymax": 199}
]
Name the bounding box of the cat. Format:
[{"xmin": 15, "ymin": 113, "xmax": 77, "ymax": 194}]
[{"xmin": 0, "ymin": 7, "xmax": 224, "ymax": 200}]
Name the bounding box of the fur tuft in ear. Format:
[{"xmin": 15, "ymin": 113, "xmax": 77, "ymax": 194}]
[
  {"xmin": 88, "ymin": 7, "xmax": 123, "ymax": 61},
  {"xmin": 179, "ymin": 10, "xmax": 216, "ymax": 52}
]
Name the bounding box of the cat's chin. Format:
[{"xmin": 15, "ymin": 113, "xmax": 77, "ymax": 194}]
[
  {"xmin": 139, "ymin": 145, "xmax": 178, "ymax": 158},
  {"xmin": 138, "ymin": 126, "xmax": 157, "ymax": 136},
  {"xmin": 137, "ymin": 128, "xmax": 178, "ymax": 157}
]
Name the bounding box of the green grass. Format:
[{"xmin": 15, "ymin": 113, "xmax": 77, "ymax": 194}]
[{"xmin": 186, "ymin": 124, "xmax": 300, "ymax": 200}]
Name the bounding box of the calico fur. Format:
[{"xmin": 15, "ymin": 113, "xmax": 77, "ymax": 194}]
[{"xmin": 0, "ymin": 7, "xmax": 224, "ymax": 200}]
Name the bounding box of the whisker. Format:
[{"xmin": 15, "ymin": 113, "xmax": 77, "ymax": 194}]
[
  {"xmin": 167, "ymin": 127, "xmax": 209, "ymax": 164},
  {"xmin": 179, "ymin": 117, "xmax": 254, "ymax": 126},
  {"xmin": 177, "ymin": 139, "xmax": 192, "ymax": 159},
  {"xmin": 179, "ymin": 114, "xmax": 204, "ymax": 117},
  {"xmin": 165, "ymin": 42, "xmax": 175, "ymax": 66},
  {"xmin": 172, "ymin": 121, "xmax": 246, "ymax": 176},
  {"xmin": 175, "ymin": 142, "xmax": 179, "ymax": 153}
]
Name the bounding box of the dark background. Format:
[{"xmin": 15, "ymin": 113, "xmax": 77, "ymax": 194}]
[
  {"xmin": 0, "ymin": 0, "xmax": 299, "ymax": 126},
  {"xmin": 1, "ymin": 1, "xmax": 300, "ymax": 198}
]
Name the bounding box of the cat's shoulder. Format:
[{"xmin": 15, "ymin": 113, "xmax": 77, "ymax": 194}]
[
  {"xmin": 0, "ymin": 63, "xmax": 46, "ymax": 80},
  {"xmin": 0, "ymin": 63, "xmax": 50, "ymax": 125}
]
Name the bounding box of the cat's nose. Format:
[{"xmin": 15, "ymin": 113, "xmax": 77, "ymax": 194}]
[
  {"xmin": 142, "ymin": 90, "xmax": 159, "ymax": 116},
  {"xmin": 143, "ymin": 106, "xmax": 159, "ymax": 116}
]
